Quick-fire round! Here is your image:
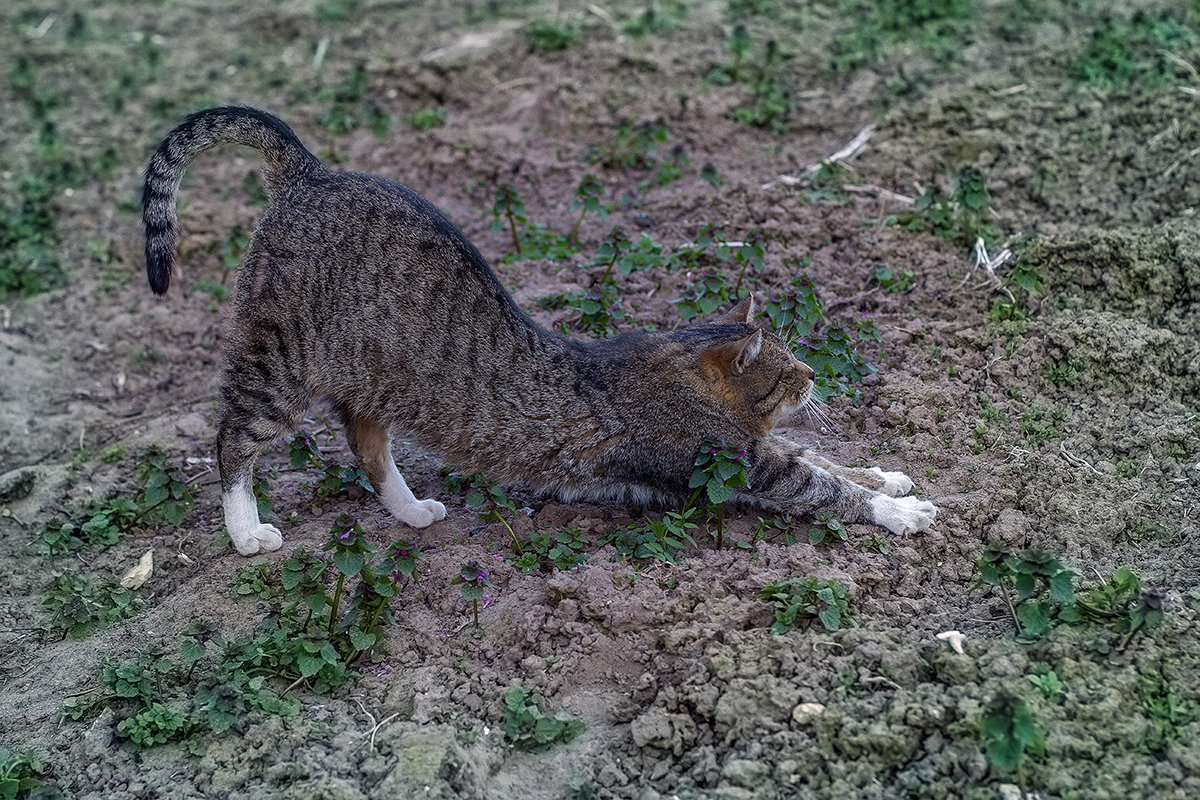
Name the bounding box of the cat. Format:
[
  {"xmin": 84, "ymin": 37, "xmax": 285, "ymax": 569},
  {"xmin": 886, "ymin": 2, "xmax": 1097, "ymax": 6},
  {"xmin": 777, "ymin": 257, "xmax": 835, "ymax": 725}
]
[{"xmin": 142, "ymin": 105, "xmax": 936, "ymax": 556}]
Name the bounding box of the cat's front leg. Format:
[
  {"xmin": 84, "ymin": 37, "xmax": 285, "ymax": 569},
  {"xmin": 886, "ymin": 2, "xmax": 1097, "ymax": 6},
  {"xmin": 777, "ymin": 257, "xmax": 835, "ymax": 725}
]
[
  {"xmin": 867, "ymin": 467, "xmax": 915, "ymax": 497},
  {"xmin": 867, "ymin": 493, "xmax": 937, "ymax": 535},
  {"xmin": 798, "ymin": 449, "xmax": 915, "ymax": 497},
  {"xmin": 747, "ymin": 439, "xmax": 937, "ymax": 535}
]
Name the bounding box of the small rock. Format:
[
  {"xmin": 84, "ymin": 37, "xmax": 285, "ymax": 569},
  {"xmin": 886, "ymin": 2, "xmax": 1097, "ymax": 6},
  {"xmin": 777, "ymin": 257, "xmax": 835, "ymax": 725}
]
[{"xmin": 791, "ymin": 702, "xmax": 826, "ymax": 724}]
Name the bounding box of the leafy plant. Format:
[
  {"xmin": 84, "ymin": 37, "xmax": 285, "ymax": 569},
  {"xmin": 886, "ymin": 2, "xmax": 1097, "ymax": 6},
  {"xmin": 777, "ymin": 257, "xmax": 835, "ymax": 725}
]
[
  {"xmin": 677, "ymin": 269, "xmax": 737, "ymax": 322},
  {"xmin": 1027, "ymin": 668, "xmax": 1066, "ymax": 702},
  {"xmin": 761, "ymin": 272, "xmax": 880, "ymax": 401},
  {"xmin": 502, "ymin": 685, "xmax": 585, "ymax": 751},
  {"xmin": 687, "ymin": 440, "xmax": 750, "ymax": 549},
  {"xmin": 458, "ymin": 560, "xmax": 492, "ymax": 626},
  {"xmin": 525, "ymin": 18, "xmax": 578, "ymax": 53},
  {"xmin": 39, "ymin": 496, "xmax": 139, "ymax": 555},
  {"xmin": 409, "ymin": 107, "xmax": 447, "ymax": 131},
  {"xmin": 232, "ymin": 559, "xmax": 276, "ymax": 600},
  {"xmin": 976, "ymin": 546, "xmax": 1075, "ymax": 639},
  {"xmin": 1061, "ymin": 566, "xmax": 1165, "ymax": 648},
  {"xmin": 539, "ymin": 282, "xmax": 626, "ymax": 339},
  {"xmin": 759, "ymin": 576, "xmax": 852, "ymax": 633},
  {"xmin": 567, "ymin": 174, "xmax": 607, "ymax": 246},
  {"xmin": 490, "ymin": 183, "xmax": 581, "ymax": 263},
  {"xmin": 0, "ymin": 748, "xmax": 59, "ymax": 800},
  {"xmin": 867, "ymin": 264, "xmax": 917, "ymax": 293},
  {"xmin": 135, "ymin": 447, "xmax": 194, "ymax": 526},
  {"xmin": 1136, "ymin": 667, "xmax": 1196, "ymax": 753},
  {"xmin": 805, "ymin": 514, "xmax": 849, "ymax": 547},
  {"xmin": 888, "ymin": 167, "xmax": 998, "ymax": 249},
  {"xmin": 445, "ymin": 473, "xmax": 523, "ymax": 554},
  {"xmin": 42, "ymin": 572, "xmax": 143, "ymax": 638},
  {"xmin": 116, "ymin": 702, "xmax": 188, "ymax": 748},
  {"xmin": 287, "ymin": 430, "xmax": 374, "ymax": 502},
  {"xmin": 603, "ymin": 509, "xmax": 699, "ymax": 564},
  {"xmin": 751, "ymin": 515, "xmax": 798, "ymax": 546},
  {"xmin": 1073, "ymin": 10, "xmax": 1197, "ymax": 88},
  {"xmin": 318, "ymin": 64, "xmax": 392, "ymax": 138},
  {"xmin": 514, "ymin": 526, "xmax": 590, "ymax": 574},
  {"xmin": 979, "ymin": 691, "xmax": 1045, "ymax": 773}
]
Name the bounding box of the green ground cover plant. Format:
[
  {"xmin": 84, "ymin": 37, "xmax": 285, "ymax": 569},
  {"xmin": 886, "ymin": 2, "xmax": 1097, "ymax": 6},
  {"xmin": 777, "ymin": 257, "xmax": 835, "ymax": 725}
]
[
  {"xmin": 502, "ymin": 684, "xmax": 585, "ymax": 751},
  {"xmin": 758, "ymin": 576, "xmax": 852, "ymax": 633}
]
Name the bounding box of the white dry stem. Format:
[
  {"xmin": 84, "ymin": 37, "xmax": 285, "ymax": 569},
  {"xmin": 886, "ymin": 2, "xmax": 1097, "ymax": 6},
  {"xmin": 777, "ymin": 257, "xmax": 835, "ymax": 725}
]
[
  {"xmin": 763, "ymin": 125, "xmax": 874, "ymax": 190},
  {"xmin": 971, "ymin": 237, "xmax": 1015, "ymax": 301}
]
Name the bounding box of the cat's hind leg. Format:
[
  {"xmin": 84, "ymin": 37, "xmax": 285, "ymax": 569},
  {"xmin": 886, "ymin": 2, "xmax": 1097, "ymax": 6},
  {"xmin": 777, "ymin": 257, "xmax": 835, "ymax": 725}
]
[
  {"xmin": 345, "ymin": 416, "xmax": 446, "ymax": 528},
  {"xmin": 217, "ymin": 417, "xmax": 287, "ymax": 556},
  {"xmin": 216, "ymin": 349, "xmax": 311, "ymax": 555}
]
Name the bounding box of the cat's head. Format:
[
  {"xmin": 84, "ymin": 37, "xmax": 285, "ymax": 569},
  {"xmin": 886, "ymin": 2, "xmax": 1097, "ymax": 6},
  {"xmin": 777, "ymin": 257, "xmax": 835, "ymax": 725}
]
[{"xmin": 691, "ymin": 295, "xmax": 816, "ymax": 437}]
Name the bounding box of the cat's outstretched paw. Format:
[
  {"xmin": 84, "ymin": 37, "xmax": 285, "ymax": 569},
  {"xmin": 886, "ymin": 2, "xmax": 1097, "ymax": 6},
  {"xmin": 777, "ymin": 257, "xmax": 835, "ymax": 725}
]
[
  {"xmin": 230, "ymin": 523, "xmax": 284, "ymax": 555},
  {"xmin": 869, "ymin": 495, "xmax": 937, "ymax": 535},
  {"xmin": 869, "ymin": 467, "xmax": 915, "ymax": 496},
  {"xmin": 394, "ymin": 498, "xmax": 446, "ymax": 529}
]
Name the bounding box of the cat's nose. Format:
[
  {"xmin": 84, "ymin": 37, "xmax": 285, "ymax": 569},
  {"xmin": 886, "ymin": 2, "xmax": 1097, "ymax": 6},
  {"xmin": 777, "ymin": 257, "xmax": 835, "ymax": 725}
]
[{"xmin": 800, "ymin": 363, "xmax": 815, "ymax": 380}]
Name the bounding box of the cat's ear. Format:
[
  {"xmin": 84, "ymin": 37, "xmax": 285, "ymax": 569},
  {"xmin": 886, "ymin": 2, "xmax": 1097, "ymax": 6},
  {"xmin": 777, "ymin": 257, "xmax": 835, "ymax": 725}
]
[
  {"xmin": 707, "ymin": 329, "xmax": 763, "ymax": 376},
  {"xmin": 717, "ymin": 294, "xmax": 755, "ymax": 324}
]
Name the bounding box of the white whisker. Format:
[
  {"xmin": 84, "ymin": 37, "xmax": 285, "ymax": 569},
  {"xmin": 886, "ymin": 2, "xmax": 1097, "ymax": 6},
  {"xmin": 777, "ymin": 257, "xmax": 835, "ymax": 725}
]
[{"xmin": 800, "ymin": 394, "xmax": 834, "ymax": 433}]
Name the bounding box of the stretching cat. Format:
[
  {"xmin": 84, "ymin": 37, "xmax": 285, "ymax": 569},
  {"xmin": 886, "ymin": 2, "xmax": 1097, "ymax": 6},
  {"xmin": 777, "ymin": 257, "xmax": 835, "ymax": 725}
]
[{"xmin": 142, "ymin": 106, "xmax": 936, "ymax": 555}]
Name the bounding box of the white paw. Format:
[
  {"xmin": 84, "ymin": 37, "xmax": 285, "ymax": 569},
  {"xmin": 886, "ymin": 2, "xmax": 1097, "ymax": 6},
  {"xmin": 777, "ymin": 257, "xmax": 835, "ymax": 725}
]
[
  {"xmin": 870, "ymin": 495, "xmax": 937, "ymax": 535},
  {"xmin": 230, "ymin": 523, "xmax": 283, "ymax": 556},
  {"xmin": 870, "ymin": 467, "xmax": 914, "ymax": 496},
  {"xmin": 422, "ymin": 498, "xmax": 447, "ymax": 522},
  {"xmin": 394, "ymin": 498, "xmax": 445, "ymax": 529}
]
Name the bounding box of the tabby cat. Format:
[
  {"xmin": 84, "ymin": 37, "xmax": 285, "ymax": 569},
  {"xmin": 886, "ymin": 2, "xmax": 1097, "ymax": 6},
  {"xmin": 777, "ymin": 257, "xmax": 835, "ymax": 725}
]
[{"xmin": 142, "ymin": 106, "xmax": 936, "ymax": 555}]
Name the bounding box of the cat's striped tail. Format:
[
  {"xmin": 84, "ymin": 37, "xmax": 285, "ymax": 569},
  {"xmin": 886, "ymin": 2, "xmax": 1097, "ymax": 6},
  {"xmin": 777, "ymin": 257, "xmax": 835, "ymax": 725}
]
[{"xmin": 142, "ymin": 106, "xmax": 319, "ymax": 295}]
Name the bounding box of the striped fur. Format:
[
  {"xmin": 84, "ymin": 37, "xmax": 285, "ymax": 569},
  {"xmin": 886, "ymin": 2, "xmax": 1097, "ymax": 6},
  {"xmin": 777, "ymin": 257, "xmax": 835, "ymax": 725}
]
[{"xmin": 142, "ymin": 106, "xmax": 936, "ymax": 554}]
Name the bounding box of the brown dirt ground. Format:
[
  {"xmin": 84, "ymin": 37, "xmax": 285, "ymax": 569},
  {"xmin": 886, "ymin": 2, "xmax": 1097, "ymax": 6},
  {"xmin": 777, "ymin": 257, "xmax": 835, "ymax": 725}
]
[{"xmin": 1, "ymin": 1, "xmax": 1198, "ymax": 799}]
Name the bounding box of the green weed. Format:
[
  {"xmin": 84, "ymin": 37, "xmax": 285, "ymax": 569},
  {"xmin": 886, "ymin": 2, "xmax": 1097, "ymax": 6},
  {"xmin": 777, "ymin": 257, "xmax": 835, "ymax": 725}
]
[
  {"xmin": 760, "ymin": 271, "xmax": 879, "ymax": 401},
  {"xmin": 750, "ymin": 516, "xmax": 799, "ymax": 546},
  {"xmin": 888, "ymin": 167, "xmax": 998, "ymax": 249},
  {"xmin": 707, "ymin": 26, "xmax": 794, "ymax": 132},
  {"xmin": 585, "ymin": 121, "xmax": 691, "ymax": 187},
  {"xmin": 1060, "ymin": 566, "xmax": 1165, "ymax": 648},
  {"xmin": 0, "ymin": 748, "xmax": 59, "ymax": 800},
  {"xmin": 409, "ymin": 106, "xmax": 447, "ymax": 131},
  {"xmin": 1136, "ymin": 667, "xmax": 1196, "ymax": 753},
  {"xmin": 135, "ymin": 448, "xmax": 194, "ymax": 526},
  {"xmin": 288, "ymin": 431, "xmax": 374, "ymax": 502},
  {"xmin": 1027, "ymin": 668, "xmax": 1066, "ymax": 702},
  {"xmin": 979, "ymin": 691, "xmax": 1045, "ymax": 773},
  {"xmin": 759, "ymin": 576, "xmax": 852, "ymax": 633},
  {"xmin": 976, "ymin": 546, "xmax": 1075, "ymax": 639},
  {"xmin": 622, "ymin": 1, "xmax": 688, "ymax": 36},
  {"xmin": 831, "ymin": 0, "xmax": 976, "ymax": 72},
  {"xmin": 514, "ymin": 526, "xmax": 590, "ymax": 574},
  {"xmin": 525, "ymin": 18, "xmax": 578, "ymax": 52},
  {"xmin": 318, "ymin": 64, "xmax": 392, "ymax": 138},
  {"xmin": 502, "ymin": 685, "xmax": 585, "ymax": 750},
  {"xmin": 805, "ymin": 514, "xmax": 849, "ymax": 547},
  {"xmin": 42, "ymin": 572, "xmax": 144, "ymax": 638},
  {"xmin": 539, "ymin": 284, "xmax": 626, "ymax": 339},
  {"xmin": 867, "ymin": 264, "xmax": 917, "ymax": 293},
  {"xmin": 687, "ymin": 440, "xmax": 750, "ymax": 549},
  {"xmin": 458, "ymin": 560, "xmax": 493, "ymax": 627},
  {"xmin": 603, "ymin": 509, "xmax": 699, "ymax": 565},
  {"xmin": 1074, "ymin": 10, "xmax": 1197, "ymax": 88}
]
